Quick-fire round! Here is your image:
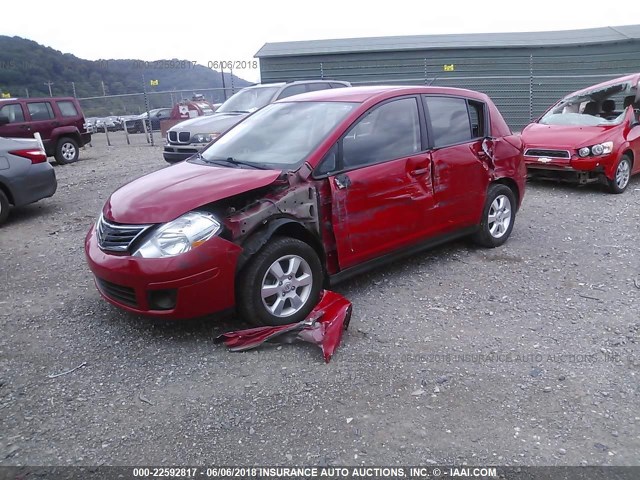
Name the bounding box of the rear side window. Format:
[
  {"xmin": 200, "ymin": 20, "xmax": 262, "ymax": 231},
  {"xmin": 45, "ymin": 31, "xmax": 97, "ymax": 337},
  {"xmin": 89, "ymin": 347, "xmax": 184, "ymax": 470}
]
[
  {"xmin": 424, "ymin": 96, "xmax": 472, "ymax": 147},
  {"xmin": 57, "ymin": 100, "xmax": 78, "ymax": 117},
  {"xmin": 0, "ymin": 103, "xmax": 25, "ymax": 123},
  {"xmin": 27, "ymin": 102, "xmax": 55, "ymax": 121},
  {"xmin": 307, "ymin": 83, "xmax": 332, "ymax": 92},
  {"xmin": 330, "ymin": 82, "xmax": 348, "ymax": 89},
  {"xmin": 277, "ymin": 84, "xmax": 307, "ymax": 100}
]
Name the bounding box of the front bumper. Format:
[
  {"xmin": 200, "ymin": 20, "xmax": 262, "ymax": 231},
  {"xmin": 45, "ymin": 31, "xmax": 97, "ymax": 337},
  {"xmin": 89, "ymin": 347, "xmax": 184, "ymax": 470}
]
[
  {"xmin": 525, "ymin": 152, "xmax": 617, "ymax": 179},
  {"xmin": 163, "ymin": 143, "xmax": 206, "ymax": 164},
  {"xmin": 84, "ymin": 225, "xmax": 243, "ymax": 319}
]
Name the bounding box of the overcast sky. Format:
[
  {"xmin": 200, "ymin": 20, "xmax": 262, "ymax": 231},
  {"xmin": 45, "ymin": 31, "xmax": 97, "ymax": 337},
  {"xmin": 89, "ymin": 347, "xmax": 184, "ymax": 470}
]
[{"xmin": 5, "ymin": 0, "xmax": 640, "ymax": 83}]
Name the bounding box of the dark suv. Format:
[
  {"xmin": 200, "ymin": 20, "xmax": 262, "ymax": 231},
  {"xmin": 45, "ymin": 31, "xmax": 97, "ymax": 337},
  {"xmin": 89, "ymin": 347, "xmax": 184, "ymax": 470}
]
[
  {"xmin": 163, "ymin": 80, "xmax": 351, "ymax": 163},
  {"xmin": 0, "ymin": 97, "xmax": 92, "ymax": 164}
]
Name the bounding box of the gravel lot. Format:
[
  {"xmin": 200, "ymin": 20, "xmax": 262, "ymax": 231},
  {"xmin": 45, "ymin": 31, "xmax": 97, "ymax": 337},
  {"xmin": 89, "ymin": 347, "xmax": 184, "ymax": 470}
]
[{"xmin": 1, "ymin": 132, "xmax": 639, "ymax": 467}]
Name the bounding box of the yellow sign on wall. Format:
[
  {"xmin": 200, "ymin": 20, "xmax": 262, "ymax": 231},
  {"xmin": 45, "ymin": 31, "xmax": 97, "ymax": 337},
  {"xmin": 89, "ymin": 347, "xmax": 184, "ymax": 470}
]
[
  {"xmin": 443, "ymin": 64, "xmax": 455, "ymax": 72},
  {"xmin": 1, "ymin": 92, "xmax": 10, "ymax": 98},
  {"xmin": 150, "ymin": 79, "xmax": 159, "ymax": 86}
]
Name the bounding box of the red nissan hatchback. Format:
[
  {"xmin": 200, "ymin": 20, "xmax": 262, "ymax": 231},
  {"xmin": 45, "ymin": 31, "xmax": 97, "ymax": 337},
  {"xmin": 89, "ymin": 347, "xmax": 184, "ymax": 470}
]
[
  {"xmin": 85, "ymin": 86, "xmax": 526, "ymax": 325},
  {"xmin": 522, "ymin": 73, "xmax": 640, "ymax": 193}
]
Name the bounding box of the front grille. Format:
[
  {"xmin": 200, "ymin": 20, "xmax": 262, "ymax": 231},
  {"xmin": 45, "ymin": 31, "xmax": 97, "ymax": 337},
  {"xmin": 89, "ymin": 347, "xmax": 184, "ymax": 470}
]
[
  {"xmin": 178, "ymin": 131, "xmax": 190, "ymax": 143},
  {"xmin": 168, "ymin": 131, "xmax": 177, "ymax": 142},
  {"xmin": 96, "ymin": 278, "xmax": 138, "ymax": 307},
  {"xmin": 96, "ymin": 215, "xmax": 152, "ymax": 252},
  {"xmin": 524, "ymin": 148, "xmax": 570, "ymax": 159}
]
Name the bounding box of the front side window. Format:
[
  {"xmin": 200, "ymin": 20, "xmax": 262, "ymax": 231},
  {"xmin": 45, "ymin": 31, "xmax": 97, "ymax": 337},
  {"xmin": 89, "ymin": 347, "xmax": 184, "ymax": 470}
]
[
  {"xmin": 342, "ymin": 97, "xmax": 421, "ymax": 169},
  {"xmin": 0, "ymin": 104, "xmax": 25, "ymax": 123},
  {"xmin": 57, "ymin": 100, "xmax": 78, "ymax": 117},
  {"xmin": 424, "ymin": 96, "xmax": 472, "ymax": 147},
  {"xmin": 27, "ymin": 102, "xmax": 54, "ymax": 121},
  {"xmin": 199, "ymin": 101, "xmax": 357, "ymax": 170}
]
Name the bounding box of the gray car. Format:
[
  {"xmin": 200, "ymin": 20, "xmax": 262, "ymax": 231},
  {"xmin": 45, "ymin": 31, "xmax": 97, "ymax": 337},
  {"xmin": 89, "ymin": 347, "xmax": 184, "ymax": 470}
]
[
  {"xmin": 0, "ymin": 136, "xmax": 57, "ymax": 225},
  {"xmin": 163, "ymin": 80, "xmax": 351, "ymax": 163}
]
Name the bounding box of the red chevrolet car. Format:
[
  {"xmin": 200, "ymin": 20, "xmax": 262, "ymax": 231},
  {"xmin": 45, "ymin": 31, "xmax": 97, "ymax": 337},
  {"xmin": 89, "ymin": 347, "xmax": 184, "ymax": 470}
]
[
  {"xmin": 85, "ymin": 86, "xmax": 525, "ymax": 325},
  {"xmin": 523, "ymin": 73, "xmax": 640, "ymax": 193}
]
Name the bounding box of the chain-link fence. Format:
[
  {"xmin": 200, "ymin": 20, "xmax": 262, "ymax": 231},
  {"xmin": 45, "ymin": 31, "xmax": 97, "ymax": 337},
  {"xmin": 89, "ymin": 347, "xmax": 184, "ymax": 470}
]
[{"xmin": 78, "ymin": 86, "xmax": 238, "ymax": 117}]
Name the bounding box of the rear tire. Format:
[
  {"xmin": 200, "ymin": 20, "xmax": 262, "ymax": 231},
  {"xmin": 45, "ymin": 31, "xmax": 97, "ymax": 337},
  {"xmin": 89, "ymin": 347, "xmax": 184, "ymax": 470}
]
[
  {"xmin": 607, "ymin": 155, "xmax": 632, "ymax": 194},
  {"xmin": 0, "ymin": 189, "xmax": 10, "ymax": 226},
  {"xmin": 472, "ymin": 183, "xmax": 517, "ymax": 248},
  {"xmin": 236, "ymin": 237, "xmax": 323, "ymax": 326},
  {"xmin": 55, "ymin": 137, "xmax": 79, "ymax": 165}
]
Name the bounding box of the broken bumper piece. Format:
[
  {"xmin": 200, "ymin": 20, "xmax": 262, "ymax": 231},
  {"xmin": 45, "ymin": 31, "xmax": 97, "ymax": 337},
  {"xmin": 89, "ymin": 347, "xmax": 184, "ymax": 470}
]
[{"xmin": 216, "ymin": 290, "xmax": 352, "ymax": 363}]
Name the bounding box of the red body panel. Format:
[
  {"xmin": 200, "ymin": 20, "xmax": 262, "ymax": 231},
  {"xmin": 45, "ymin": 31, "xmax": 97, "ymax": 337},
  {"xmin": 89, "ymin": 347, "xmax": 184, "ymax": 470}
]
[{"xmin": 103, "ymin": 162, "xmax": 282, "ymax": 224}]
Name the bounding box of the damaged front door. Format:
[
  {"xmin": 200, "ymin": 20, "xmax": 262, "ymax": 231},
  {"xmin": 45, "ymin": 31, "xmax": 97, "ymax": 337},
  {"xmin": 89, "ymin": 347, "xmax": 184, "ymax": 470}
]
[{"xmin": 328, "ymin": 97, "xmax": 436, "ymax": 269}]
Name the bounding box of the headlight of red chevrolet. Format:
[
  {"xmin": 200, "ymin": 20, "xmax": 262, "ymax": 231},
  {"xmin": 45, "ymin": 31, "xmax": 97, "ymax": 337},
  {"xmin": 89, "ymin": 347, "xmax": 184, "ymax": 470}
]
[
  {"xmin": 577, "ymin": 141, "xmax": 613, "ymax": 157},
  {"xmin": 132, "ymin": 211, "xmax": 221, "ymax": 258}
]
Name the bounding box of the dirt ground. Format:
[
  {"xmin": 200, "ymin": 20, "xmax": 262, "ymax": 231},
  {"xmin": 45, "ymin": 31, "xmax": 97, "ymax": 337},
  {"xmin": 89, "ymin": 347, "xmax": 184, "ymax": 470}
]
[{"xmin": 1, "ymin": 132, "xmax": 639, "ymax": 467}]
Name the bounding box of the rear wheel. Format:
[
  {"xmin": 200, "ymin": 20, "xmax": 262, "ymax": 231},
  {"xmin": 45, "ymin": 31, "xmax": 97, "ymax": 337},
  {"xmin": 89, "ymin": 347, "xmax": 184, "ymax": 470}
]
[
  {"xmin": 0, "ymin": 189, "xmax": 10, "ymax": 226},
  {"xmin": 607, "ymin": 155, "xmax": 632, "ymax": 194},
  {"xmin": 472, "ymin": 183, "xmax": 517, "ymax": 248},
  {"xmin": 55, "ymin": 137, "xmax": 79, "ymax": 164},
  {"xmin": 236, "ymin": 237, "xmax": 323, "ymax": 326}
]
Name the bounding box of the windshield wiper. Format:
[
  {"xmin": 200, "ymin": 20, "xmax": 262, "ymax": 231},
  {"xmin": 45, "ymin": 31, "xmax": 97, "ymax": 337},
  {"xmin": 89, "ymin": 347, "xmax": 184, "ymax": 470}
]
[{"xmin": 201, "ymin": 155, "xmax": 267, "ymax": 170}]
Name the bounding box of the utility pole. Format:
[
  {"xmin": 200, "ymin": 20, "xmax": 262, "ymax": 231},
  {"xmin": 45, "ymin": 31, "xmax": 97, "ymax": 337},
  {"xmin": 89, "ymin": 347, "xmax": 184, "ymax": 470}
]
[
  {"xmin": 101, "ymin": 81, "xmax": 106, "ymax": 96},
  {"xmin": 230, "ymin": 65, "xmax": 235, "ymax": 94},
  {"xmin": 71, "ymin": 82, "xmax": 77, "ymax": 98},
  {"xmin": 220, "ymin": 70, "xmax": 227, "ymax": 101},
  {"xmin": 44, "ymin": 81, "xmax": 54, "ymax": 96},
  {"xmin": 25, "ymin": 88, "xmax": 29, "ymax": 98}
]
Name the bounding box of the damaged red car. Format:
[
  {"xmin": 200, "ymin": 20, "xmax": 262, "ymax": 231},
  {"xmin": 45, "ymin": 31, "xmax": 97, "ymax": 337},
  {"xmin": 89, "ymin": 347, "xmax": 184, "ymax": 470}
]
[
  {"xmin": 523, "ymin": 73, "xmax": 640, "ymax": 193},
  {"xmin": 85, "ymin": 86, "xmax": 525, "ymax": 325}
]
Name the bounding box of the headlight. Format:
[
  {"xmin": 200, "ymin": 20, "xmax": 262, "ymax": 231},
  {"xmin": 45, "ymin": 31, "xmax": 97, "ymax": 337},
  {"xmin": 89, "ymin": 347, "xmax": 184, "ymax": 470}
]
[
  {"xmin": 192, "ymin": 133, "xmax": 221, "ymax": 144},
  {"xmin": 133, "ymin": 211, "xmax": 221, "ymax": 258},
  {"xmin": 578, "ymin": 147, "xmax": 591, "ymax": 157},
  {"xmin": 578, "ymin": 141, "xmax": 613, "ymax": 157}
]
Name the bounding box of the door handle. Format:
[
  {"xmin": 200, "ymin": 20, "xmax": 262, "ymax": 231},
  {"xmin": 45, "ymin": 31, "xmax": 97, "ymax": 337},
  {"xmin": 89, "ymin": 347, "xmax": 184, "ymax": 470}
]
[{"xmin": 409, "ymin": 167, "xmax": 429, "ymax": 176}]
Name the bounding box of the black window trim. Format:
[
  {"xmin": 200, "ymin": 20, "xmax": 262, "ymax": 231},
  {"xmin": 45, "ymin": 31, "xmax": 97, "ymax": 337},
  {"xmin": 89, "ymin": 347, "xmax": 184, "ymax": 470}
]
[
  {"xmin": 422, "ymin": 94, "xmax": 490, "ymax": 149},
  {"xmin": 313, "ymin": 94, "xmax": 427, "ymax": 179}
]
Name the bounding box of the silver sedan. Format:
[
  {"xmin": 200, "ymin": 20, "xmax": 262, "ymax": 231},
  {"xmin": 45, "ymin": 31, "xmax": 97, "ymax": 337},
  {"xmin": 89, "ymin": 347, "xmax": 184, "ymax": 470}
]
[{"xmin": 0, "ymin": 136, "xmax": 57, "ymax": 225}]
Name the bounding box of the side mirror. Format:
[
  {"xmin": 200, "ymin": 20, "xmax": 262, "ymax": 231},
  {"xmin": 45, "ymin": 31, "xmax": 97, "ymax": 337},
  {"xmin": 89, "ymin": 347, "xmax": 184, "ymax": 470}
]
[{"xmin": 0, "ymin": 115, "xmax": 10, "ymax": 126}]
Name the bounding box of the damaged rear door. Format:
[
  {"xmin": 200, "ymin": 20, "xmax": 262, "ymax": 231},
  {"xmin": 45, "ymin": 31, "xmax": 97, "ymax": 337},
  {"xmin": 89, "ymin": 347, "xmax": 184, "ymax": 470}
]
[
  {"xmin": 423, "ymin": 95, "xmax": 492, "ymax": 227},
  {"xmin": 326, "ymin": 96, "xmax": 436, "ymax": 269}
]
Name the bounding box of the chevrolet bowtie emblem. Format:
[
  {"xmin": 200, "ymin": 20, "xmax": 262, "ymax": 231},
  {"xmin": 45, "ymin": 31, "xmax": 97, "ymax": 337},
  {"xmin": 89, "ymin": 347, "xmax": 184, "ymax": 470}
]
[{"xmin": 537, "ymin": 157, "xmax": 552, "ymax": 163}]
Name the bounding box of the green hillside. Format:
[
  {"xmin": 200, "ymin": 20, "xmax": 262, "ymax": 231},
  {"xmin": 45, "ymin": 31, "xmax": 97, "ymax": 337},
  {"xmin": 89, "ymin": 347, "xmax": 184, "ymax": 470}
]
[{"xmin": 0, "ymin": 36, "xmax": 252, "ymax": 116}]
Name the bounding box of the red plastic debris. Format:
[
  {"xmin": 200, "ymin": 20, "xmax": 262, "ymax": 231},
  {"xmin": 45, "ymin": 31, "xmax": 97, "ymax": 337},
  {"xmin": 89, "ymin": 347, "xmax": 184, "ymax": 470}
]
[{"xmin": 216, "ymin": 290, "xmax": 352, "ymax": 363}]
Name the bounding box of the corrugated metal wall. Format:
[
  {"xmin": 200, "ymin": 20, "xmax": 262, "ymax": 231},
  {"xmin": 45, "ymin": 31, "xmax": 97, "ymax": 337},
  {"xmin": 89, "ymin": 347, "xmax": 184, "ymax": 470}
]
[{"xmin": 259, "ymin": 42, "xmax": 640, "ymax": 131}]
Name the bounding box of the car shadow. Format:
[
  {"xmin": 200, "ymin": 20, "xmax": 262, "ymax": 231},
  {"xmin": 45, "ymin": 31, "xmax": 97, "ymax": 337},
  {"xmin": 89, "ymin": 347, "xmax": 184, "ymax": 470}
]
[
  {"xmin": 2, "ymin": 202, "xmax": 56, "ymax": 227},
  {"xmin": 526, "ymin": 174, "xmax": 640, "ymax": 196}
]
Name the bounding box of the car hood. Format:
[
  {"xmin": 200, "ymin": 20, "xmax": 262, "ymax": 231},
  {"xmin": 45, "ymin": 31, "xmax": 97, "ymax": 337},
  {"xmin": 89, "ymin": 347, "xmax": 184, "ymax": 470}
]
[
  {"xmin": 522, "ymin": 123, "xmax": 617, "ymax": 149},
  {"xmin": 103, "ymin": 161, "xmax": 282, "ymax": 224},
  {"xmin": 169, "ymin": 112, "xmax": 248, "ymax": 133}
]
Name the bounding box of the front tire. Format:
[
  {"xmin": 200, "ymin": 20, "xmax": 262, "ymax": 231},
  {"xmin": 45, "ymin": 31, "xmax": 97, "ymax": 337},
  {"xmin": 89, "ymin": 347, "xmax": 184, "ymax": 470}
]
[
  {"xmin": 607, "ymin": 155, "xmax": 632, "ymax": 194},
  {"xmin": 472, "ymin": 183, "xmax": 517, "ymax": 248},
  {"xmin": 237, "ymin": 237, "xmax": 323, "ymax": 326},
  {"xmin": 55, "ymin": 137, "xmax": 79, "ymax": 165},
  {"xmin": 0, "ymin": 189, "xmax": 10, "ymax": 226}
]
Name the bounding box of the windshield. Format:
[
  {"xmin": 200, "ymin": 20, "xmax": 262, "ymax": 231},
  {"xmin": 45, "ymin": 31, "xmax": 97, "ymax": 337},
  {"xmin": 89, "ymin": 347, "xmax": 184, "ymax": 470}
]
[
  {"xmin": 540, "ymin": 81, "xmax": 637, "ymax": 126},
  {"xmin": 217, "ymin": 87, "xmax": 280, "ymax": 113},
  {"xmin": 198, "ymin": 101, "xmax": 357, "ymax": 169}
]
